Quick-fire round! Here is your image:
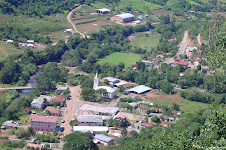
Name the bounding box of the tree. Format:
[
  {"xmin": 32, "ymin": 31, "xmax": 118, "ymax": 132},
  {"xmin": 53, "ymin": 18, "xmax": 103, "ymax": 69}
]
[
  {"xmin": 121, "ymin": 128, "xmax": 128, "ymax": 140},
  {"xmin": 81, "ymin": 87, "xmax": 96, "ymax": 101},
  {"xmin": 44, "ymin": 144, "xmax": 50, "ymax": 149},
  {"xmin": 119, "ymin": 85, "xmax": 124, "ymax": 92},
  {"xmin": 146, "ymin": 110, "xmax": 151, "ymax": 116},
  {"xmin": 172, "ymin": 103, "xmax": 180, "ymax": 111},
  {"xmin": 70, "ymin": 118, "xmax": 78, "ymax": 127},
  {"xmin": 45, "ymin": 110, "xmax": 50, "ymax": 116},
  {"xmin": 53, "ymin": 129, "xmax": 58, "ymax": 136},
  {"xmin": 63, "ymin": 132, "xmax": 96, "ymax": 150},
  {"xmin": 151, "ymin": 115, "xmax": 161, "ymax": 123},
  {"xmin": 103, "ymin": 79, "xmax": 109, "ymax": 85}
]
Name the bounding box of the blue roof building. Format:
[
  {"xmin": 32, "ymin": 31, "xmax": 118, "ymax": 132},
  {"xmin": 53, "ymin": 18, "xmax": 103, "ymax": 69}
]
[{"xmin": 95, "ymin": 134, "xmax": 114, "ymax": 144}]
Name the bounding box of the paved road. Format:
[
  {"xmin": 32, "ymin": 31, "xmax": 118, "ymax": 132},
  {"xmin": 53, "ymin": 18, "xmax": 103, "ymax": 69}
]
[
  {"xmin": 0, "ymin": 86, "xmax": 32, "ymax": 90},
  {"xmin": 67, "ymin": 5, "xmax": 85, "ymax": 38},
  {"xmin": 176, "ymin": 30, "xmax": 188, "ymax": 56}
]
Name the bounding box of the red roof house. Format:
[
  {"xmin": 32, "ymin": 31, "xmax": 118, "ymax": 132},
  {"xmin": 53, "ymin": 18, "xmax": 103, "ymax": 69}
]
[
  {"xmin": 142, "ymin": 123, "xmax": 153, "ymax": 128},
  {"xmin": 45, "ymin": 106, "xmax": 60, "ymax": 116},
  {"xmin": 30, "ymin": 115, "xmax": 57, "ymax": 132},
  {"xmin": 27, "ymin": 143, "xmax": 44, "ymax": 150},
  {"xmin": 50, "ymin": 95, "xmax": 65, "ymax": 106}
]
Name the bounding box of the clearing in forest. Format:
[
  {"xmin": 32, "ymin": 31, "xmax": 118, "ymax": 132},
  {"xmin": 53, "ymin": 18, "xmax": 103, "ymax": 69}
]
[
  {"xmin": 97, "ymin": 52, "xmax": 141, "ymax": 68},
  {"xmin": 130, "ymin": 33, "xmax": 161, "ymax": 51}
]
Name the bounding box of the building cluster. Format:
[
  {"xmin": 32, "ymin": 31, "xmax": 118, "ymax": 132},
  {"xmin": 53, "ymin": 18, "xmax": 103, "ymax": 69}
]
[{"xmin": 2, "ymin": 38, "xmax": 35, "ymax": 48}]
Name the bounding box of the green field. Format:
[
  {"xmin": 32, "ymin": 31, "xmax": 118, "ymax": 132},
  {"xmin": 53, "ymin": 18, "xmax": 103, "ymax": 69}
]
[
  {"xmin": 149, "ymin": 96, "xmax": 209, "ymax": 114},
  {"xmin": 189, "ymin": 0, "xmax": 201, "ymax": 5},
  {"xmin": 79, "ymin": 0, "xmax": 162, "ymax": 14},
  {"xmin": 130, "ymin": 34, "xmax": 161, "ymax": 51},
  {"xmin": 97, "ymin": 52, "xmax": 141, "ymax": 68}
]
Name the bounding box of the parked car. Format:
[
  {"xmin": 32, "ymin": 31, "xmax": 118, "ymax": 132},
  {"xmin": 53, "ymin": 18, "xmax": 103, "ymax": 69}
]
[{"xmin": 61, "ymin": 120, "xmax": 65, "ymax": 123}]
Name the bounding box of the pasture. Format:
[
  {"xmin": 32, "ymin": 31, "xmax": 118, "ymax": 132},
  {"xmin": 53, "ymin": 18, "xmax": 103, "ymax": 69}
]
[
  {"xmin": 148, "ymin": 96, "xmax": 209, "ymax": 115},
  {"xmin": 97, "ymin": 52, "xmax": 141, "ymax": 68},
  {"xmin": 130, "ymin": 33, "xmax": 161, "ymax": 51}
]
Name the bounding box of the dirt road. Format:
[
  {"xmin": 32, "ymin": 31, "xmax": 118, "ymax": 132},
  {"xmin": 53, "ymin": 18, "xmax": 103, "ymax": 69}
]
[
  {"xmin": 176, "ymin": 30, "xmax": 188, "ymax": 56},
  {"xmin": 67, "ymin": 5, "xmax": 85, "ymax": 38},
  {"xmin": 61, "ymin": 86, "xmax": 81, "ymax": 135},
  {"xmin": 197, "ymin": 34, "xmax": 202, "ymax": 46}
]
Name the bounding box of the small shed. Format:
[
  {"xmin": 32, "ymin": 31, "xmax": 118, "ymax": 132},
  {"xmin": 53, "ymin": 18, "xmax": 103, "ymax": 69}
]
[
  {"xmin": 6, "ymin": 40, "xmax": 13, "ymax": 44},
  {"xmin": 96, "ymin": 8, "xmax": 111, "ymax": 14}
]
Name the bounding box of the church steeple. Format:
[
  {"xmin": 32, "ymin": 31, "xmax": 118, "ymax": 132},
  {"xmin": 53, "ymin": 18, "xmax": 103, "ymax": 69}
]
[{"xmin": 93, "ymin": 72, "xmax": 99, "ymax": 89}]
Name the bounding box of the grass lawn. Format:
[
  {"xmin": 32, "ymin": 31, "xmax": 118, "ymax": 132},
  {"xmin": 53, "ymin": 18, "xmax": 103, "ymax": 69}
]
[
  {"xmin": 18, "ymin": 115, "xmax": 30, "ymax": 125},
  {"xmin": 149, "ymin": 96, "xmax": 209, "ymax": 114},
  {"xmin": 97, "ymin": 52, "xmax": 141, "ymax": 68},
  {"xmin": 130, "ymin": 34, "xmax": 161, "ymax": 51},
  {"xmin": 118, "ymin": 0, "xmax": 163, "ymax": 13},
  {"xmin": 189, "ymin": 0, "xmax": 201, "ymax": 5},
  {"xmin": 0, "ymin": 41, "xmax": 24, "ymax": 60}
]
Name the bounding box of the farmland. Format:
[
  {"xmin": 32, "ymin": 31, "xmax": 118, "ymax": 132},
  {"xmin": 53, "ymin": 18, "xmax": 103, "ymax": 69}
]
[
  {"xmin": 148, "ymin": 96, "xmax": 209, "ymax": 115},
  {"xmin": 97, "ymin": 52, "xmax": 141, "ymax": 68},
  {"xmin": 130, "ymin": 33, "xmax": 161, "ymax": 51}
]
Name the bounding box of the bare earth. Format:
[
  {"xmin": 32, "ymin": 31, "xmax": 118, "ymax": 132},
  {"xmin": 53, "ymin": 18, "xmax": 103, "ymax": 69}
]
[{"xmin": 61, "ymin": 86, "xmax": 81, "ymax": 135}]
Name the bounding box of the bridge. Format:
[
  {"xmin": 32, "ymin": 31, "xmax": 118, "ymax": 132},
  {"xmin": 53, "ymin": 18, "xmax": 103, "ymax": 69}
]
[{"xmin": 0, "ymin": 86, "xmax": 32, "ymax": 90}]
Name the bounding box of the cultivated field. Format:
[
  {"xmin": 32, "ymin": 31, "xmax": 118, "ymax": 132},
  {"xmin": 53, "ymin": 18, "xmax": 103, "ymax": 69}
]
[
  {"xmin": 130, "ymin": 33, "xmax": 161, "ymax": 51},
  {"xmin": 97, "ymin": 52, "xmax": 141, "ymax": 68}
]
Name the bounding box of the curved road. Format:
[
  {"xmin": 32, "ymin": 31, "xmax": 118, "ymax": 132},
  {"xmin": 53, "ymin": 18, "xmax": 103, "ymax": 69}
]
[{"xmin": 67, "ymin": 5, "xmax": 85, "ymax": 38}]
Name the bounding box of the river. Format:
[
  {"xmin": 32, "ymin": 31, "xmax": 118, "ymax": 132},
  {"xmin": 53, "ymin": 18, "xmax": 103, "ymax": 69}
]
[{"xmin": 20, "ymin": 71, "xmax": 40, "ymax": 95}]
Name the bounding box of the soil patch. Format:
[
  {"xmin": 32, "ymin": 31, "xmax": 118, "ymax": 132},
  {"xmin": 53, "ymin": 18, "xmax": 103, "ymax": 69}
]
[
  {"xmin": 72, "ymin": 18, "xmax": 95, "ymax": 23},
  {"xmin": 171, "ymin": 93, "xmax": 182, "ymax": 100},
  {"xmin": 79, "ymin": 20, "xmax": 112, "ymax": 33}
]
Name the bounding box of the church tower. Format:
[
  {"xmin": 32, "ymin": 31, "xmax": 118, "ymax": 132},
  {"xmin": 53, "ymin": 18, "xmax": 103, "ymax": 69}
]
[{"xmin": 93, "ymin": 72, "xmax": 99, "ymax": 89}]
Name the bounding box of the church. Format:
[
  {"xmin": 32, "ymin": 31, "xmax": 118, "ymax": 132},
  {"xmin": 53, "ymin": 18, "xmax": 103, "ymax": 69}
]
[{"xmin": 93, "ymin": 73, "xmax": 116, "ymax": 99}]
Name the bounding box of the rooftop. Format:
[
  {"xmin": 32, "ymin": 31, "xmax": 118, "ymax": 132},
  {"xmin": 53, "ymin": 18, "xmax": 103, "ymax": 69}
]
[
  {"xmin": 94, "ymin": 86, "xmax": 115, "ymax": 93},
  {"xmin": 77, "ymin": 109, "xmax": 96, "ymax": 116},
  {"xmin": 77, "ymin": 115, "xmax": 103, "ymax": 123},
  {"xmin": 95, "ymin": 134, "xmax": 114, "ymax": 143},
  {"xmin": 2, "ymin": 120, "xmax": 20, "ymax": 128},
  {"xmin": 50, "ymin": 95, "xmax": 65, "ymax": 102},
  {"xmin": 57, "ymin": 87, "xmax": 68, "ymax": 91},
  {"xmin": 79, "ymin": 104, "xmax": 119, "ymax": 115},
  {"xmin": 103, "ymin": 77, "xmax": 120, "ymax": 83},
  {"xmin": 73, "ymin": 126, "xmax": 109, "ymax": 132},
  {"xmin": 30, "ymin": 115, "xmax": 57, "ymax": 123},
  {"xmin": 116, "ymin": 13, "xmax": 134, "ymax": 19},
  {"xmin": 96, "ymin": 8, "xmax": 111, "ymax": 12},
  {"xmin": 126, "ymin": 85, "xmax": 151, "ymax": 94},
  {"xmin": 45, "ymin": 107, "xmax": 60, "ymax": 114},
  {"xmin": 27, "ymin": 143, "xmax": 43, "ymax": 149}
]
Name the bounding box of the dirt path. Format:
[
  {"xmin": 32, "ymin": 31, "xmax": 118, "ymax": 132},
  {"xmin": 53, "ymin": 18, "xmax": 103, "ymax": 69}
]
[
  {"xmin": 176, "ymin": 30, "xmax": 188, "ymax": 56},
  {"xmin": 61, "ymin": 86, "xmax": 81, "ymax": 135},
  {"xmin": 67, "ymin": 5, "xmax": 85, "ymax": 38},
  {"xmin": 197, "ymin": 34, "xmax": 202, "ymax": 46}
]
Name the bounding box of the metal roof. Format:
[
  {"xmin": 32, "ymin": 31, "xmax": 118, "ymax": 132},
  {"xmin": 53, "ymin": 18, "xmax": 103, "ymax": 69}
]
[
  {"xmin": 103, "ymin": 77, "xmax": 120, "ymax": 83},
  {"xmin": 2, "ymin": 120, "xmax": 20, "ymax": 127},
  {"xmin": 94, "ymin": 86, "xmax": 115, "ymax": 93},
  {"xmin": 116, "ymin": 13, "xmax": 134, "ymax": 19},
  {"xmin": 79, "ymin": 104, "xmax": 119, "ymax": 115},
  {"xmin": 73, "ymin": 126, "xmax": 109, "ymax": 132},
  {"xmin": 77, "ymin": 115, "xmax": 103, "ymax": 123},
  {"xmin": 96, "ymin": 8, "xmax": 111, "ymax": 12},
  {"xmin": 95, "ymin": 134, "xmax": 113, "ymax": 142},
  {"xmin": 126, "ymin": 85, "xmax": 151, "ymax": 94}
]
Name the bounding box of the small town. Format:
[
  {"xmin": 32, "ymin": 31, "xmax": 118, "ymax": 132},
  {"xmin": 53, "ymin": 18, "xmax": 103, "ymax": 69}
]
[{"xmin": 0, "ymin": 0, "xmax": 225, "ymax": 150}]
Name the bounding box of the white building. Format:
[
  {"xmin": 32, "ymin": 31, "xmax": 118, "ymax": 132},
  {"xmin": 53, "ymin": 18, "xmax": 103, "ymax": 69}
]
[
  {"xmin": 73, "ymin": 126, "xmax": 109, "ymax": 135},
  {"xmin": 77, "ymin": 115, "xmax": 103, "ymax": 126},
  {"xmin": 93, "ymin": 73, "xmax": 116, "ymax": 98},
  {"xmin": 31, "ymin": 95, "xmax": 51, "ymax": 109}
]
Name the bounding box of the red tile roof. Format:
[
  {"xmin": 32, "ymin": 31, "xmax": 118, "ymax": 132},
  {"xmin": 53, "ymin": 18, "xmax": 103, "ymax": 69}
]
[
  {"xmin": 115, "ymin": 113, "xmax": 127, "ymax": 119},
  {"xmin": 30, "ymin": 115, "xmax": 57, "ymax": 123},
  {"xmin": 163, "ymin": 115, "xmax": 172, "ymax": 119},
  {"xmin": 27, "ymin": 143, "xmax": 43, "ymax": 149},
  {"xmin": 77, "ymin": 110, "xmax": 96, "ymax": 116},
  {"xmin": 45, "ymin": 107, "xmax": 60, "ymax": 115},
  {"xmin": 159, "ymin": 121, "xmax": 169, "ymax": 127},
  {"xmin": 24, "ymin": 107, "xmax": 31, "ymax": 113},
  {"xmin": 142, "ymin": 123, "xmax": 153, "ymax": 127},
  {"xmin": 156, "ymin": 55, "xmax": 164, "ymax": 58},
  {"xmin": 50, "ymin": 95, "xmax": 65, "ymax": 102},
  {"xmin": 172, "ymin": 61, "xmax": 189, "ymax": 66}
]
